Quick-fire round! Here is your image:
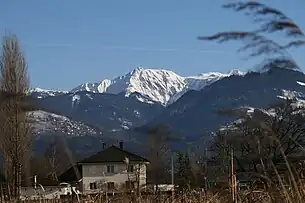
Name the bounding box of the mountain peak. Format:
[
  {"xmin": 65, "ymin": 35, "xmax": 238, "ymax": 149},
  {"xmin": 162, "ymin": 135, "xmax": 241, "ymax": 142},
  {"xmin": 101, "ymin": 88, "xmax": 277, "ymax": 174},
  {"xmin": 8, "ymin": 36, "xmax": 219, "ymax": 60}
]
[
  {"xmin": 133, "ymin": 66, "xmax": 144, "ymax": 72},
  {"xmin": 130, "ymin": 67, "xmax": 177, "ymax": 75},
  {"xmin": 66, "ymin": 67, "xmax": 246, "ymax": 105},
  {"xmin": 229, "ymin": 69, "xmax": 244, "ymax": 76}
]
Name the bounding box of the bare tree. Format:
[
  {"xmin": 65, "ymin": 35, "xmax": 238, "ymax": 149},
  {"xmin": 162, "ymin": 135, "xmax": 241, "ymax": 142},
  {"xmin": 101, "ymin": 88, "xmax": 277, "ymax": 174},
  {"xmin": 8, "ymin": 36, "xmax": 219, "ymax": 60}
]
[
  {"xmin": 175, "ymin": 151, "xmax": 198, "ymax": 191},
  {"xmin": 146, "ymin": 124, "xmax": 171, "ymax": 192},
  {"xmin": 43, "ymin": 136, "xmax": 72, "ymax": 181},
  {"xmin": 0, "ymin": 35, "xmax": 32, "ymax": 199},
  {"xmin": 198, "ymin": 1, "xmax": 305, "ymax": 72},
  {"xmin": 44, "ymin": 141, "xmax": 60, "ymax": 181},
  {"xmin": 210, "ymin": 99, "xmax": 305, "ymax": 180}
]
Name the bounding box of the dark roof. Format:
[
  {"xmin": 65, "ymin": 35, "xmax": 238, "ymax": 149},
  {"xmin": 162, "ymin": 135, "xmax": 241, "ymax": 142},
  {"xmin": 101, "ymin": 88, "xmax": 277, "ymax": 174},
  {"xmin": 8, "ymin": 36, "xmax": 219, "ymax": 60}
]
[
  {"xmin": 78, "ymin": 146, "xmax": 149, "ymax": 164},
  {"xmin": 58, "ymin": 165, "xmax": 82, "ymax": 183}
]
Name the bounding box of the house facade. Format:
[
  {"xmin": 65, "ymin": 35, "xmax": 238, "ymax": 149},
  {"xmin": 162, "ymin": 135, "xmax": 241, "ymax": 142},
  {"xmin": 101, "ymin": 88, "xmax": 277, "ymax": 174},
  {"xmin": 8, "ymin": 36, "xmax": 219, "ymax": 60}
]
[
  {"xmin": 60, "ymin": 142, "xmax": 150, "ymax": 194},
  {"xmin": 81, "ymin": 162, "xmax": 147, "ymax": 194}
]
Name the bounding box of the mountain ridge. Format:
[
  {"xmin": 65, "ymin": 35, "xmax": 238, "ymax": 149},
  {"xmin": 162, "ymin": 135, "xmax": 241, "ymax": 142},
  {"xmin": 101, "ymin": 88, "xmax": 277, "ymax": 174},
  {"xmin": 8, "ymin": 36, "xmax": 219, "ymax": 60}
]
[
  {"xmin": 145, "ymin": 68, "xmax": 305, "ymax": 138},
  {"xmin": 32, "ymin": 67, "xmax": 245, "ymax": 105},
  {"xmin": 28, "ymin": 68, "xmax": 305, "ymax": 155}
]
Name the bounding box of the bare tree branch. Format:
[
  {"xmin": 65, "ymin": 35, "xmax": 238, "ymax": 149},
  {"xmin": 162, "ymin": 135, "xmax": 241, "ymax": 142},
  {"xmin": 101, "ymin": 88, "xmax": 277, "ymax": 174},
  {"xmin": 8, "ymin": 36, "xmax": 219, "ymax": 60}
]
[
  {"xmin": 198, "ymin": 1, "xmax": 304, "ymax": 71},
  {"xmin": 222, "ymin": 2, "xmax": 304, "ymax": 37},
  {"xmin": 211, "ymin": 99, "xmax": 305, "ymax": 182},
  {"xmin": 146, "ymin": 124, "xmax": 171, "ymax": 191}
]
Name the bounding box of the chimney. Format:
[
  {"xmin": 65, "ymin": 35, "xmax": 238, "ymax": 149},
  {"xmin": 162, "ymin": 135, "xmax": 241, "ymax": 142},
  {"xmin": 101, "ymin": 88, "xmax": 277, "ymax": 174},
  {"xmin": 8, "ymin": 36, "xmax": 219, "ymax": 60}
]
[
  {"xmin": 119, "ymin": 141, "xmax": 123, "ymax": 149},
  {"xmin": 102, "ymin": 142, "xmax": 106, "ymax": 149}
]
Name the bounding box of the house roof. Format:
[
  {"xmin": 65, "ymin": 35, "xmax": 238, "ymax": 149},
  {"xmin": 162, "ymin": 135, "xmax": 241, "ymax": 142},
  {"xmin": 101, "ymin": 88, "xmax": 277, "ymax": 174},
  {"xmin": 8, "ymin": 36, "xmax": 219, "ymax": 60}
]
[
  {"xmin": 58, "ymin": 165, "xmax": 82, "ymax": 183},
  {"xmin": 78, "ymin": 146, "xmax": 149, "ymax": 164}
]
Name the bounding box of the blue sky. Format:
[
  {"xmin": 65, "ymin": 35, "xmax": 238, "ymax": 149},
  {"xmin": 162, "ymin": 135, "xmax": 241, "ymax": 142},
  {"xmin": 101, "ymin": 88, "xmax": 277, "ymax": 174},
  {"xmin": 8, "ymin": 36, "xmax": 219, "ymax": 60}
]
[{"xmin": 0, "ymin": 0, "xmax": 304, "ymax": 90}]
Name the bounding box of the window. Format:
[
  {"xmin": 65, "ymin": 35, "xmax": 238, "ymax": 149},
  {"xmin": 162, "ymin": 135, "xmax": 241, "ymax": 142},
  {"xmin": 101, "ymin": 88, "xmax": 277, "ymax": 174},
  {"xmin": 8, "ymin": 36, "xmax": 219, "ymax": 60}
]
[
  {"xmin": 107, "ymin": 182, "xmax": 115, "ymax": 190},
  {"xmin": 127, "ymin": 165, "xmax": 134, "ymax": 173},
  {"xmin": 107, "ymin": 165, "xmax": 114, "ymax": 173},
  {"xmin": 89, "ymin": 182, "xmax": 97, "ymax": 190}
]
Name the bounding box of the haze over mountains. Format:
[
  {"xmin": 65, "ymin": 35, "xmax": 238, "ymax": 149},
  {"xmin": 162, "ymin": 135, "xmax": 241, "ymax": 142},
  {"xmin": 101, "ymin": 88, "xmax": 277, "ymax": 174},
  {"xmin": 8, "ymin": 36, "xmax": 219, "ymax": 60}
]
[{"xmin": 29, "ymin": 67, "xmax": 305, "ymax": 155}]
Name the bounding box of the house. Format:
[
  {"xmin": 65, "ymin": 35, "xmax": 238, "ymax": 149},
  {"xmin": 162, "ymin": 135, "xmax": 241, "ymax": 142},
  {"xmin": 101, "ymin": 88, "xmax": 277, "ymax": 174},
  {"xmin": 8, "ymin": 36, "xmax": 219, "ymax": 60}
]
[{"xmin": 59, "ymin": 142, "xmax": 150, "ymax": 194}]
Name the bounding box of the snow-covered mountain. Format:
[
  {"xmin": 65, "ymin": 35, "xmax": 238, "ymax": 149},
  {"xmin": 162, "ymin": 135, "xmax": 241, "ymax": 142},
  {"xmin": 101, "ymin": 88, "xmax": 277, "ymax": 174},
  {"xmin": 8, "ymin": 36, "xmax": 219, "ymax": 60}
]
[
  {"xmin": 32, "ymin": 91, "xmax": 164, "ymax": 133},
  {"xmin": 29, "ymin": 90, "xmax": 164, "ymax": 154},
  {"xmin": 144, "ymin": 68, "xmax": 305, "ymax": 139},
  {"xmin": 28, "ymin": 68, "xmax": 305, "ymax": 155},
  {"xmin": 29, "ymin": 88, "xmax": 67, "ymax": 98},
  {"xmin": 70, "ymin": 67, "xmax": 245, "ymax": 105}
]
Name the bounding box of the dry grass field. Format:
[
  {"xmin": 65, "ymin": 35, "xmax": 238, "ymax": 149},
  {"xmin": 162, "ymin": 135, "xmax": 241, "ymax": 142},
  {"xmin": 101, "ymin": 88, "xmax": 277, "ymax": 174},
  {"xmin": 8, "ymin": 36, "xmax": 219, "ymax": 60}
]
[{"xmin": 1, "ymin": 184, "xmax": 305, "ymax": 203}]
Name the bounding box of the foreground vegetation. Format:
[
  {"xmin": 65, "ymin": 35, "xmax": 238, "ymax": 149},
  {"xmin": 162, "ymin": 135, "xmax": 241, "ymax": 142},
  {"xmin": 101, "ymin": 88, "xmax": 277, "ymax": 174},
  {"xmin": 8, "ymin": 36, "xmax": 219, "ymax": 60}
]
[{"xmin": 2, "ymin": 181, "xmax": 305, "ymax": 203}]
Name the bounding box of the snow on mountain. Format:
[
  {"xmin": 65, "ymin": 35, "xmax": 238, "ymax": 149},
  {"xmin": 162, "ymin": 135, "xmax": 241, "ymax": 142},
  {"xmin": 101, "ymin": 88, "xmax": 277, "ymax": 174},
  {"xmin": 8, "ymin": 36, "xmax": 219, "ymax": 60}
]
[
  {"xmin": 145, "ymin": 68, "xmax": 305, "ymax": 138},
  {"xmin": 70, "ymin": 79, "xmax": 112, "ymax": 93},
  {"xmin": 28, "ymin": 68, "xmax": 305, "ymax": 155},
  {"xmin": 30, "ymin": 88, "xmax": 67, "ymax": 98},
  {"xmin": 34, "ymin": 90, "xmax": 164, "ymax": 134},
  {"xmin": 71, "ymin": 67, "xmax": 185, "ymax": 105},
  {"xmin": 71, "ymin": 67, "xmax": 245, "ymax": 105},
  {"xmin": 186, "ymin": 69, "xmax": 244, "ymax": 90},
  {"xmin": 167, "ymin": 69, "xmax": 245, "ymax": 105}
]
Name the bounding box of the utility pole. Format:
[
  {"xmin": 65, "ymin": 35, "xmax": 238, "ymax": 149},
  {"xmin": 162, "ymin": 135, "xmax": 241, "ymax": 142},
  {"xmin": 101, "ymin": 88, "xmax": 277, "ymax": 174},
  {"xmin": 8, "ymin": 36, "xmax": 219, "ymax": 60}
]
[
  {"xmin": 171, "ymin": 154, "xmax": 174, "ymax": 203},
  {"xmin": 34, "ymin": 175, "xmax": 37, "ymax": 189}
]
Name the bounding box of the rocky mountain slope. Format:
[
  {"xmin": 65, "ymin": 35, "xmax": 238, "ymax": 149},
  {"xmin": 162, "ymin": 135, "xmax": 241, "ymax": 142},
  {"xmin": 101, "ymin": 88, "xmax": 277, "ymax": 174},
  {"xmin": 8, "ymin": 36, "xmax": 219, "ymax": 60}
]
[
  {"xmin": 29, "ymin": 110, "xmax": 99, "ymax": 137},
  {"xmin": 31, "ymin": 67, "xmax": 244, "ymax": 105},
  {"xmin": 32, "ymin": 91, "xmax": 164, "ymax": 133},
  {"xmin": 144, "ymin": 68, "xmax": 305, "ymax": 141},
  {"xmin": 29, "ymin": 67, "xmax": 245, "ymax": 154},
  {"xmin": 70, "ymin": 67, "xmax": 245, "ymax": 105},
  {"xmin": 28, "ymin": 110, "xmax": 142, "ymax": 155},
  {"xmin": 29, "ymin": 68, "xmax": 305, "ymax": 154}
]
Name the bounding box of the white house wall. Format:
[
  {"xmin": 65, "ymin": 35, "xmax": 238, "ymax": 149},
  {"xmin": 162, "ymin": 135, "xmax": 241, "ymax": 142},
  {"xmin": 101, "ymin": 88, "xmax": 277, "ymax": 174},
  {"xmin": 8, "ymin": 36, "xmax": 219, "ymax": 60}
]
[{"xmin": 82, "ymin": 163, "xmax": 147, "ymax": 194}]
